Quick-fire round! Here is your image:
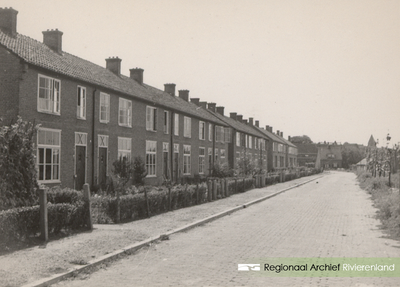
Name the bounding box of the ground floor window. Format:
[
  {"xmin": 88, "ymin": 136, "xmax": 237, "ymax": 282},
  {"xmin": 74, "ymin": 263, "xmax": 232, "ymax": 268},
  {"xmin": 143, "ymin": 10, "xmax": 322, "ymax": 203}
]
[
  {"xmin": 183, "ymin": 145, "xmax": 191, "ymax": 175},
  {"xmin": 37, "ymin": 128, "xmax": 61, "ymax": 182},
  {"xmin": 146, "ymin": 141, "xmax": 157, "ymax": 176},
  {"xmin": 199, "ymin": 147, "xmax": 205, "ymax": 174}
]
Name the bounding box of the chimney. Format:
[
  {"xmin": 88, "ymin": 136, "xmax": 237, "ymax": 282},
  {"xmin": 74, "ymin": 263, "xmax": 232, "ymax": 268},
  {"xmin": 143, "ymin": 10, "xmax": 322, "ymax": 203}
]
[
  {"xmin": 164, "ymin": 83, "xmax": 176, "ymax": 96},
  {"xmin": 216, "ymin": 106, "xmax": 224, "ymax": 116},
  {"xmin": 0, "ymin": 7, "xmax": 18, "ymax": 37},
  {"xmin": 129, "ymin": 68, "xmax": 144, "ymax": 84},
  {"xmin": 43, "ymin": 29, "xmax": 63, "ymax": 54},
  {"xmin": 190, "ymin": 98, "xmax": 200, "ymax": 106},
  {"xmin": 277, "ymin": 130, "xmax": 280, "ymax": 136},
  {"xmin": 237, "ymin": 115, "xmax": 243, "ymax": 122},
  {"xmin": 207, "ymin": 103, "xmax": 216, "ymax": 112},
  {"xmin": 105, "ymin": 57, "xmax": 121, "ymax": 76},
  {"xmin": 199, "ymin": 101, "xmax": 207, "ymax": 109},
  {"xmin": 243, "ymin": 119, "xmax": 248, "ymax": 124},
  {"xmin": 230, "ymin": 112, "xmax": 237, "ymax": 120},
  {"xmin": 179, "ymin": 90, "xmax": 189, "ymax": 101},
  {"xmin": 255, "ymin": 120, "xmax": 259, "ymax": 127},
  {"xmin": 288, "ymin": 136, "xmax": 291, "ymax": 141},
  {"xmin": 280, "ymin": 131, "xmax": 283, "ymax": 137},
  {"xmin": 269, "ymin": 126, "xmax": 273, "ymax": 133},
  {"xmin": 248, "ymin": 118, "xmax": 254, "ymax": 126}
]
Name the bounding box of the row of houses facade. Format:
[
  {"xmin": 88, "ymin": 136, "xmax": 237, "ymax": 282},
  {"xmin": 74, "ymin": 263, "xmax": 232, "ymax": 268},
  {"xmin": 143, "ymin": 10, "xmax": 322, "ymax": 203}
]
[{"xmin": 0, "ymin": 7, "xmax": 298, "ymax": 190}]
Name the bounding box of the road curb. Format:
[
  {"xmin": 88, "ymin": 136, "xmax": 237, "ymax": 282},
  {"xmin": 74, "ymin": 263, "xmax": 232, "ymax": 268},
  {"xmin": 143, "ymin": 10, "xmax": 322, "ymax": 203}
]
[{"xmin": 22, "ymin": 174, "xmax": 324, "ymax": 287}]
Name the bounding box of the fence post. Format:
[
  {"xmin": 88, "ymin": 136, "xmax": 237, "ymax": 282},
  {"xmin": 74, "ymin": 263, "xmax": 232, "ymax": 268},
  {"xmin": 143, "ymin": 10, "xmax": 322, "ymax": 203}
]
[
  {"xmin": 83, "ymin": 184, "xmax": 93, "ymax": 230},
  {"xmin": 213, "ymin": 179, "xmax": 217, "ymax": 200},
  {"xmin": 39, "ymin": 188, "xmax": 48, "ymax": 242},
  {"xmin": 196, "ymin": 183, "xmax": 199, "ymax": 204},
  {"xmin": 144, "ymin": 188, "xmax": 150, "ymax": 218},
  {"xmin": 207, "ymin": 180, "xmax": 212, "ymax": 201},
  {"xmin": 225, "ymin": 178, "xmax": 229, "ymax": 197},
  {"xmin": 168, "ymin": 186, "xmax": 172, "ymax": 211},
  {"xmin": 235, "ymin": 178, "xmax": 238, "ymax": 194}
]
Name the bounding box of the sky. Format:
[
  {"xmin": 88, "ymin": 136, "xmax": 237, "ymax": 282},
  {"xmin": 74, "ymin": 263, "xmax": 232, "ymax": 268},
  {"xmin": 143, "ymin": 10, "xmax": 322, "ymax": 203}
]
[{"xmin": 2, "ymin": 0, "xmax": 399, "ymax": 147}]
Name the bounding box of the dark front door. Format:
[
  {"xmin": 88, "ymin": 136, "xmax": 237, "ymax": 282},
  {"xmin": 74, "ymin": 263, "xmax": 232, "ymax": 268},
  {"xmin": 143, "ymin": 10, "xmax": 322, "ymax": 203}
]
[
  {"xmin": 99, "ymin": 147, "xmax": 107, "ymax": 189},
  {"xmin": 174, "ymin": 153, "xmax": 179, "ymax": 182},
  {"xmin": 75, "ymin": 146, "xmax": 86, "ymax": 191},
  {"xmin": 163, "ymin": 151, "xmax": 169, "ymax": 180}
]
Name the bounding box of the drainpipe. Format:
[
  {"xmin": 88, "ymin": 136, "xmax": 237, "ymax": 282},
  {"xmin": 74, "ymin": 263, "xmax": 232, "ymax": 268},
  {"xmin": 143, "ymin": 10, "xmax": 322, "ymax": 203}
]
[
  {"xmin": 170, "ymin": 111, "xmax": 174, "ymax": 182},
  {"xmin": 92, "ymin": 88, "xmax": 97, "ymax": 187}
]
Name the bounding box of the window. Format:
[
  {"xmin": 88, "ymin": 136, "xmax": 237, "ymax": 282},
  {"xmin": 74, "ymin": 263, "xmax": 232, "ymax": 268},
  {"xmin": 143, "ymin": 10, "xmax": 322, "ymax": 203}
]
[
  {"xmin": 215, "ymin": 126, "xmax": 224, "ymax": 143},
  {"xmin": 255, "ymin": 138, "xmax": 259, "ymax": 150},
  {"xmin": 118, "ymin": 137, "xmax": 131, "ymax": 161},
  {"xmin": 174, "ymin": 113, "xmax": 179, "ymax": 136},
  {"xmin": 249, "ymin": 136, "xmax": 253, "ymax": 149},
  {"xmin": 199, "ymin": 121, "xmax": 205, "ymax": 140},
  {"xmin": 224, "ymin": 127, "xmax": 231, "ymax": 143},
  {"xmin": 183, "ymin": 145, "xmax": 191, "ymax": 174},
  {"xmin": 164, "ymin": 111, "xmax": 169, "ymax": 134},
  {"xmin": 208, "ymin": 123, "xmax": 212, "ymax": 141},
  {"xmin": 221, "ymin": 149, "xmax": 226, "ymax": 159},
  {"xmin": 119, "ymin": 98, "xmax": 132, "ymax": 127},
  {"xmin": 146, "ymin": 141, "xmax": 157, "ymax": 176},
  {"xmin": 100, "ymin": 93, "xmax": 110, "ymax": 123},
  {"xmin": 215, "ymin": 148, "xmax": 219, "ymax": 161},
  {"xmin": 38, "ymin": 75, "xmax": 60, "ymax": 114},
  {"xmin": 245, "ymin": 135, "xmax": 248, "ymax": 148},
  {"xmin": 146, "ymin": 106, "xmax": 157, "ymax": 131},
  {"xmin": 236, "ymin": 132, "xmax": 241, "ymax": 147},
  {"xmin": 199, "ymin": 147, "xmax": 205, "ymax": 174},
  {"xmin": 37, "ymin": 128, "xmax": 61, "ymax": 182},
  {"xmin": 77, "ymin": 86, "xmax": 86, "ymax": 119},
  {"xmin": 184, "ymin": 117, "xmax": 191, "ymax": 138},
  {"xmin": 208, "ymin": 147, "xmax": 213, "ymax": 171},
  {"xmin": 236, "ymin": 151, "xmax": 240, "ymax": 162}
]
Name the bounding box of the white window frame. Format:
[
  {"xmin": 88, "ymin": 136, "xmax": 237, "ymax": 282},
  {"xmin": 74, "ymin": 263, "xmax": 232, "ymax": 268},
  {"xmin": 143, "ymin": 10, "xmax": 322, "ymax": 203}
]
[
  {"xmin": 119, "ymin": 98, "xmax": 132, "ymax": 127},
  {"xmin": 146, "ymin": 106, "xmax": 157, "ymax": 132},
  {"xmin": 146, "ymin": 140, "xmax": 157, "ymax": 177},
  {"xmin": 100, "ymin": 92, "xmax": 110, "ymax": 123},
  {"xmin": 221, "ymin": 149, "xmax": 226, "ymax": 159},
  {"xmin": 208, "ymin": 123, "xmax": 212, "ymax": 141},
  {"xmin": 183, "ymin": 145, "xmax": 191, "ymax": 175},
  {"xmin": 174, "ymin": 113, "xmax": 179, "ymax": 136},
  {"xmin": 77, "ymin": 86, "xmax": 86, "ymax": 119},
  {"xmin": 74, "ymin": 132, "xmax": 88, "ymax": 185},
  {"xmin": 37, "ymin": 74, "xmax": 61, "ymax": 115},
  {"xmin": 118, "ymin": 137, "xmax": 131, "ymax": 161},
  {"xmin": 224, "ymin": 127, "xmax": 231, "ymax": 143},
  {"xmin": 199, "ymin": 147, "xmax": 205, "ymax": 174},
  {"xmin": 164, "ymin": 110, "xmax": 169, "ymax": 134},
  {"xmin": 199, "ymin": 121, "xmax": 205, "ymax": 140},
  {"xmin": 37, "ymin": 128, "xmax": 61, "ymax": 183},
  {"xmin": 236, "ymin": 132, "xmax": 241, "ymax": 147},
  {"xmin": 249, "ymin": 136, "xmax": 253, "ymax": 149},
  {"xmin": 184, "ymin": 116, "xmax": 191, "ymax": 138},
  {"xmin": 98, "ymin": 135, "xmax": 109, "ymax": 178}
]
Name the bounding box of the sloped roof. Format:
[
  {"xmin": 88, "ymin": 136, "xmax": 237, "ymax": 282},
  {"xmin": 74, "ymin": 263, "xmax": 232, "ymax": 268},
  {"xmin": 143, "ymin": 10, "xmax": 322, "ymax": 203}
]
[
  {"xmin": 367, "ymin": 135, "xmax": 376, "ymax": 147},
  {"xmin": 318, "ymin": 145, "xmax": 342, "ymax": 160},
  {"xmin": 356, "ymin": 158, "xmax": 367, "ymax": 166},
  {"xmin": 296, "ymin": 143, "xmax": 318, "ymax": 154},
  {"xmin": 0, "ymin": 30, "xmax": 226, "ymax": 126},
  {"xmin": 205, "ymin": 110, "xmax": 266, "ymax": 138},
  {"xmin": 253, "ymin": 126, "xmax": 286, "ymax": 144},
  {"xmin": 276, "ymin": 134, "xmax": 297, "ymax": 148}
]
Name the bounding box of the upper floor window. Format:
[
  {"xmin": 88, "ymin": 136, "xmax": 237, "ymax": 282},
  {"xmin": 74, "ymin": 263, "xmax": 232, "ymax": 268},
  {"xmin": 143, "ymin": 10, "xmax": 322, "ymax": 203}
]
[
  {"xmin": 208, "ymin": 123, "xmax": 212, "ymax": 141},
  {"xmin": 118, "ymin": 137, "xmax": 131, "ymax": 161},
  {"xmin": 174, "ymin": 113, "xmax": 179, "ymax": 136},
  {"xmin": 249, "ymin": 136, "xmax": 253, "ymax": 149},
  {"xmin": 224, "ymin": 127, "xmax": 231, "ymax": 143},
  {"xmin": 236, "ymin": 132, "xmax": 241, "ymax": 147},
  {"xmin": 119, "ymin": 98, "xmax": 132, "ymax": 127},
  {"xmin": 164, "ymin": 111, "xmax": 169, "ymax": 134},
  {"xmin": 199, "ymin": 121, "xmax": 205, "ymax": 140},
  {"xmin": 100, "ymin": 92, "xmax": 110, "ymax": 123},
  {"xmin": 146, "ymin": 106, "xmax": 157, "ymax": 131},
  {"xmin": 215, "ymin": 126, "xmax": 224, "ymax": 143},
  {"xmin": 77, "ymin": 86, "xmax": 86, "ymax": 119},
  {"xmin": 184, "ymin": 116, "xmax": 191, "ymax": 138},
  {"xmin": 38, "ymin": 75, "xmax": 60, "ymax": 115}
]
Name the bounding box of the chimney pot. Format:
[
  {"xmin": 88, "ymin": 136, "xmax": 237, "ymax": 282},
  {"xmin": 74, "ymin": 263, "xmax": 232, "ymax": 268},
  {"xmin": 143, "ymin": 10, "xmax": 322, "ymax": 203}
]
[
  {"xmin": 216, "ymin": 106, "xmax": 224, "ymax": 116},
  {"xmin": 281, "ymin": 131, "xmax": 283, "ymax": 137},
  {"xmin": 0, "ymin": 7, "xmax": 18, "ymax": 37},
  {"xmin": 178, "ymin": 90, "xmax": 189, "ymax": 101},
  {"xmin": 105, "ymin": 57, "xmax": 121, "ymax": 76},
  {"xmin": 207, "ymin": 103, "xmax": 216, "ymax": 112},
  {"xmin": 249, "ymin": 118, "xmax": 254, "ymax": 126},
  {"xmin": 190, "ymin": 98, "xmax": 200, "ymax": 106},
  {"xmin": 129, "ymin": 68, "xmax": 144, "ymax": 84},
  {"xmin": 43, "ymin": 29, "xmax": 63, "ymax": 54},
  {"xmin": 230, "ymin": 112, "xmax": 237, "ymax": 120},
  {"xmin": 243, "ymin": 119, "xmax": 248, "ymax": 124},
  {"xmin": 164, "ymin": 83, "xmax": 176, "ymax": 96},
  {"xmin": 255, "ymin": 120, "xmax": 259, "ymax": 127},
  {"xmin": 277, "ymin": 130, "xmax": 280, "ymax": 136},
  {"xmin": 237, "ymin": 115, "xmax": 243, "ymax": 122}
]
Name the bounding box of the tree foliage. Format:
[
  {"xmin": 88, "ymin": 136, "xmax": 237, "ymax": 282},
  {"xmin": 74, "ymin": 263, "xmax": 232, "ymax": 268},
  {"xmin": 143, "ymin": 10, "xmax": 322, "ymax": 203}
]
[
  {"xmin": 290, "ymin": 135, "xmax": 313, "ymax": 144},
  {"xmin": 0, "ymin": 117, "xmax": 39, "ymax": 210}
]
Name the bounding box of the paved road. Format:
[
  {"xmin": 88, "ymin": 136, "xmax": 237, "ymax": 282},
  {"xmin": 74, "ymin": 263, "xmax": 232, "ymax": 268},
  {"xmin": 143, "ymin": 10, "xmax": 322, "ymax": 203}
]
[{"xmin": 56, "ymin": 172, "xmax": 400, "ymax": 286}]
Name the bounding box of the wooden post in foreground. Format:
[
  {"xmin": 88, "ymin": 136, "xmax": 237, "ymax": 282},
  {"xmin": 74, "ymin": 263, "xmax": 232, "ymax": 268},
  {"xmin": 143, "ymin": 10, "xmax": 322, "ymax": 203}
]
[
  {"xmin": 83, "ymin": 184, "xmax": 93, "ymax": 230},
  {"xmin": 39, "ymin": 188, "xmax": 48, "ymax": 242}
]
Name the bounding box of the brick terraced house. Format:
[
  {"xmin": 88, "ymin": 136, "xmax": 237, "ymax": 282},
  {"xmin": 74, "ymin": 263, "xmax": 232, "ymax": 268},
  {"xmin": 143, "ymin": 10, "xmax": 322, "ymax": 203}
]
[{"xmin": 0, "ymin": 7, "xmax": 230, "ymax": 189}]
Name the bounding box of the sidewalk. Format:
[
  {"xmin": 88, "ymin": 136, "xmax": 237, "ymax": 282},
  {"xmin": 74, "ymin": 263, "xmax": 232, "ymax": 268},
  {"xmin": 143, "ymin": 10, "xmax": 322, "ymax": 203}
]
[{"xmin": 1, "ymin": 174, "xmax": 323, "ymax": 287}]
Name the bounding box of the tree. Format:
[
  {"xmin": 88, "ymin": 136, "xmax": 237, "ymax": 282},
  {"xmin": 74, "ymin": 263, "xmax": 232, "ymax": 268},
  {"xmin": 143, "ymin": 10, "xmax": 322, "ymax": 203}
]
[
  {"xmin": 132, "ymin": 156, "xmax": 147, "ymax": 186},
  {"xmin": 290, "ymin": 135, "xmax": 313, "ymax": 144},
  {"xmin": 0, "ymin": 117, "xmax": 39, "ymax": 210}
]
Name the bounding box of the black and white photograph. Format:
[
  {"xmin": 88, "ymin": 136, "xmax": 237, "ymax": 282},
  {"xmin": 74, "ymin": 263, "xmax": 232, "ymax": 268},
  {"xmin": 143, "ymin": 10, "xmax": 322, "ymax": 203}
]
[{"xmin": 0, "ymin": 0, "xmax": 399, "ymax": 286}]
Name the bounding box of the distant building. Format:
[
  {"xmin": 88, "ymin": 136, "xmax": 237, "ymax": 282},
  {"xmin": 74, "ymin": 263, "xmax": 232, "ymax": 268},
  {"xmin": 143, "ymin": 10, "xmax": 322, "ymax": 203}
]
[{"xmin": 315, "ymin": 142, "xmax": 343, "ymax": 169}]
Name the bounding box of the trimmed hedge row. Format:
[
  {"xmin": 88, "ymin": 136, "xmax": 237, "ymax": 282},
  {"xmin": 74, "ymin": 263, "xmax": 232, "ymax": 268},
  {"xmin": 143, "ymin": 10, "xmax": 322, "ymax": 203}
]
[
  {"xmin": 92, "ymin": 184, "xmax": 208, "ymax": 223},
  {"xmin": 0, "ymin": 189, "xmax": 89, "ymax": 247}
]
